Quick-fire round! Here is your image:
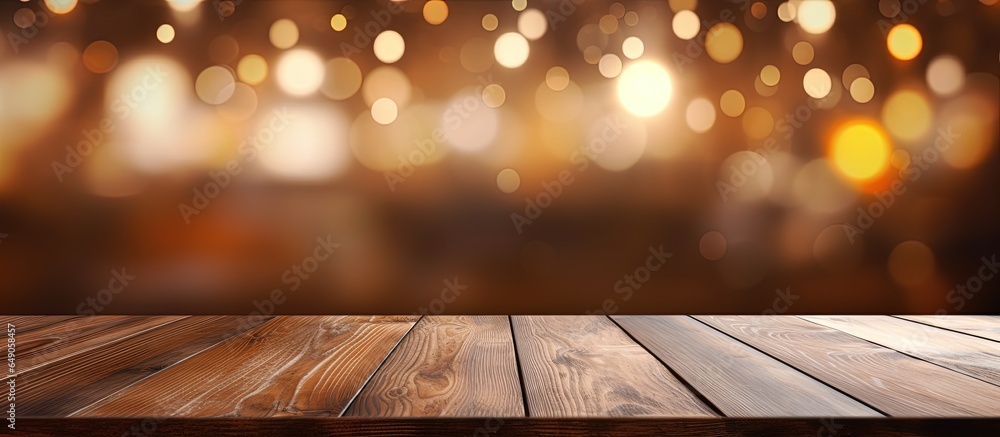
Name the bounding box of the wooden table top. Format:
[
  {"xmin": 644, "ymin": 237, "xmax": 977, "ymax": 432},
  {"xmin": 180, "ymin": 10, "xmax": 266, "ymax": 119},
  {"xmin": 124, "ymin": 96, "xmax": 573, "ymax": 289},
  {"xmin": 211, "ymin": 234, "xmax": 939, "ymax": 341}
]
[{"xmin": 6, "ymin": 315, "xmax": 1000, "ymax": 435}]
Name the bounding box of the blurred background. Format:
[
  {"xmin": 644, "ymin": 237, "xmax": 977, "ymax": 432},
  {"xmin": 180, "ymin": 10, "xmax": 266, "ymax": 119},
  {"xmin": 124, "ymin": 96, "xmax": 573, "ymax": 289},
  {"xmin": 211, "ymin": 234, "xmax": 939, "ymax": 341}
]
[{"xmin": 0, "ymin": 0, "xmax": 998, "ymax": 315}]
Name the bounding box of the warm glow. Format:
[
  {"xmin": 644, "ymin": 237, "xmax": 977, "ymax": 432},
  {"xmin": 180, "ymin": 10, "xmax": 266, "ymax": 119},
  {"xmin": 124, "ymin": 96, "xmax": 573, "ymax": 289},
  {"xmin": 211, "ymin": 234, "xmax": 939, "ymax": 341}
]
[
  {"xmin": 882, "ymin": 90, "xmax": 932, "ymax": 142},
  {"xmin": 705, "ymin": 23, "xmax": 743, "ymax": 64},
  {"xmin": 494, "ymin": 32, "xmax": 530, "ymax": 68},
  {"xmin": 237, "ymin": 54, "xmax": 268, "ymax": 85},
  {"xmin": 517, "ymin": 9, "xmax": 547, "ymax": 40},
  {"xmin": 803, "ymin": 68, "xmax": 832, "ymax": 99},
  {"xmin": 423, "ymin": 1, "xmax": 449, "ymax": 25},
  {"xmin": 617, "ymin": 61, "xmax": 673, "ymax": 117},
  {"xmin": 269, "ymin": 19, "xmax": 299, "ymax": 49},
  {"xmin": 276, "ymin": 49, "xmax": 325, "ymax": 96},
  {"xmin": 887, "ymin": 24, "xmax": 922, "ymax": 61},
  {"xmin": 370, "ymin": 98, "xmax": 398, "ymax": 125},
  {"xmin": 622, "ymin": 37, "xmax": 644, "ymax": 59},
  {"xmin": 926, "ymin": 55, "xmax": 964, "ymax": 96},
  {"xmin": 195, "ymin": 66, "xmax": 236, "ymax": 105},
  {"xmin": 545, "ymin": 66, "xmax": 570, "ymax": 91},
  {"xmin": 672, "ymin": 10, "xmax": 700, "ymax": 40},
  {"xmin": 330, "ymin": 14, "xmax": 347, "ymax": 31},
  {"xmin": 829, "ymin": 121, "xmax": 892, "ymax": 181},
  {"xmin": 796, "ymin": 0, "xmax": 836, "ymax": 34},
  {"xmin": 45, "ymin": 0, "xmax": 78, "ymax": 14},
  {"xmin": 374, "ymin": 31, "xmax": 405, "ymax": 64},
  {"xmin": 156, "ymin": 24, "xmax": 175, "ymax": 44}
]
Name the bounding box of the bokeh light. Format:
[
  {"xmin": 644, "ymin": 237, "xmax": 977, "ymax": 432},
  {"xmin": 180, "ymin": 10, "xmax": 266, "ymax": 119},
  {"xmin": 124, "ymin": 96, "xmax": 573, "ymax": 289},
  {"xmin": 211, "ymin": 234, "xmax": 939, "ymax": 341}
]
[
  {"xmin": 374, "ymin": 31, "xmax": 406, "ymax": 64},
  {"xmin": 803, "ymin": 68, "xmax": 832, "ymax": 99},
  {"xmin": 887, "ymin": 24, "xmax": 922, "ymax": 61},
  {"xmin": 370, "ymin": 98, "xmax": 398, "ymax": 125},
  {"xmin": 881, "ymin": 90, "xmax": 932, "ymax": 143},
  {"xmin": 276, "ymin": 49, "xmax": 325, "ymax": 96},
  {"xmin": 926, "ymin": 55, "xmax": 965, "ymax": 96},
  {"xmin": 423, "ymin": 0, "xmax": 448, "ymax": 25},
  {"xmin": 705, "ymin": 23, "xmax": 743, "ymax": 64},
  {"xmin": 195, "ymin": 66, "xmax": 236, "ymax": 105},
  {"xmin": 796, "ymin": 0, "xmax": 836, "ymax": 34},
  {"xmin": 494, "ymin": 32, "xmax": 530, "ymax": 68},
  {"xmin": 829, "ymin": 121, "xmax": 892, "ymax": 182},
  {"xmin": 82, "ymin": 41, "xmax": 118, "ymax": 74},
  {"xmin": 496, "ymin": 168, "xmax": 521, "ymax": 194},
  {"xmin": 156, "ymin": 24, "xmax": 175, "ymax": 44},
  {"xmin": 617, "ymin": 61, "xmax": 673, "ymax": 117},
  {"xmin": 237, "ymin": 54, "xmax": 268, "ymax": 86},
  {"xmin": 517, "ymin": 9, "xmax": 547, "ymax": 40},
  {"xmin": 888, "ymin": 241, "xmax": 936, "ymax": 288},
  {"xmin": 672, "ymin": 10, "xmax": 700, "ymax": 40},
  {"xmin": 269, "ymin": 19, "xmax": 299, "ymax": 49}
]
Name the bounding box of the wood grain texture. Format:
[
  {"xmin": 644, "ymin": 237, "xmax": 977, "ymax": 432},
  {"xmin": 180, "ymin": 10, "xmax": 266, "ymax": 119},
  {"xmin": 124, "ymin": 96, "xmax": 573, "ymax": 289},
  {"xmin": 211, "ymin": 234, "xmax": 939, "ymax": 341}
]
[
  {"xmin": 699, "ymin": 316, "xmax": 1000, "ymax": 416},
  {"xmin": 4, "ymin": 316, "xmax": 79, "ymax": 332},
  {"xmin": 613, "ymin": 316, "xmax": 880, "ymax": 417},
  {"xmin": 802, "ymin": 316, "xmax": 1000, "ymax": 386},
  {"xmin": 896, "ymin": 316, "xmax": 1000, "ymax": 342},
  {"xmin": 19, "ymin": 316, "xmax": 267, "ymax": 417},
  {"xmin": 75, "ymin": 316, "xmax": 419, "ymax": 418},
  {"xmin": 19, "ymin": 418, "xmax": 1000, "ymax": 437},
  {"xmin": 344, "ymin": 316, "xmax": 524, "ymax": 417},
  {"xmin": 511, "ymin": 316, "xmax": 715, "ymax": 417},
  {"xmin": 14, "ymin": 315, "xmax": 185, "ymax": 374}
]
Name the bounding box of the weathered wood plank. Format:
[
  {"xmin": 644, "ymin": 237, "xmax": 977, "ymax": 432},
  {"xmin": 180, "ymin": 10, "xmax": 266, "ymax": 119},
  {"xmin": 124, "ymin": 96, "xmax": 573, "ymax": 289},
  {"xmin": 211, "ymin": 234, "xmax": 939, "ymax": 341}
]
[
  {"xmin": 14, "ymin": 316, "xmax": 185, "ymax": 374},
  {"xmin": 896, "ymin": 316, "xmax": 1000, "ymax": 343},
  {"xmin": 699, "ymin": 316, "xmax": 1000, "ymax": 416},
  {"xmin": 19, "ymin": 316, "xmax": 267, "ymax": 417},
  {"xmin": 613, "ymin": 316, "xmax": 880, "ymax": 417},
  {"xmin": 74, "ymin": 316, "xmax": 419, "ymax": 418},
  {"xmin": 344, "ymin": 316, "xmax": 524, "ymax": 417},
  {"xmin": 802, "ymin": 316, "xmax": 1000, "ymax": 386},
  {"xmin": 511, "ymin": 316, "xmax": 715, "ymax": 417}
]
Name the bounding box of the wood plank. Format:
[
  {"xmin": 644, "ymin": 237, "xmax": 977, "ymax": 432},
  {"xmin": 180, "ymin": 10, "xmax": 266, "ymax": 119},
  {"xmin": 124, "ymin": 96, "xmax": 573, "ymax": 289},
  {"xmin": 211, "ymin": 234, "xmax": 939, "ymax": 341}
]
[
  {"xmin": 698, "ymin": 316, "xmax": 1000, "ymax": 416},
  {"xmin": 344, "ymin": 316, "xmax": 524, "ymax": 417},
  {"xmin": 14, "ymin": 316, "xmax": 185, "ymax": 374},
  {"xmin": 3, "ymin": 316, "xmax": 80, "ymax": 332},
  {"xmin": 511, "ymin": 316, "xmax": 714, "ymax": 417},
  {"xmin": 802, "ymin": 316, "xmax": 1000, "ymax": 386},
  {"xmin": 896, "ymin": 316, "xmax": 1000, "ymax": 342},
  {"xmin": 19, "ymin": 417, "xmax": 1000, "ymax": 437},
  {"xmin": 19, "ymin": 316, "xmax": 267, "ymax": 417},
  {"xmin": 613, "ymin": 316, "xmax": 880, "ymax": 417},
  {"xmin": 75, "ymin": 316, "xmax": 420, "ymax": 418}
]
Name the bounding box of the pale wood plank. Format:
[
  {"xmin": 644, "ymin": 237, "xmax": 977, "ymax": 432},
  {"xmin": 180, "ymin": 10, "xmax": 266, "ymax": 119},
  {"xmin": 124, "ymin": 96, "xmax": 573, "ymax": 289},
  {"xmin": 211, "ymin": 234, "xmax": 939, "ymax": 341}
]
[
  {"xmin": 613, "ymin": 316, "xmax": 880, "ymax": 417},
  {"xmin": 803, "ymin": 316, "xmax": 1000, "ymax": 386},
  {"xmin": 344, "ymin": 316, "xmax": 524, "ymax": 417},
  {"xmin": 75, "ymin": 316, "xmax": 419, "ymax": 418},
  {"xmin": 699, "ymin": 316, "xmax": 1000, "ymax": 416},
  {"xmin": 19, "ymin": 316, "xmax": 268, "ymax": 417},
  {"xmin": 896, "ymin": 315, "xmax": 1000, "ymax": 342},
  {"xmin": 511, "ymin": 316, "xmax": 715, "ymax": 417}
]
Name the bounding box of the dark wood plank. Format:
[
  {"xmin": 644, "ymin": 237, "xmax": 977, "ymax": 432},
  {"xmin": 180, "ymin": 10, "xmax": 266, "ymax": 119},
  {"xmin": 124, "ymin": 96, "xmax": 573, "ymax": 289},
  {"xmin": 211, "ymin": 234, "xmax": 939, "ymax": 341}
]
[
  {"xmin": 803, "ymin": 316, "xmax": 1000, "ymax": 386},
  {"xmin": 344, "ymin": 316, "xmax": 524, "ymax": 417},
  {"xmin": 18, "ymin": 418, "xmax": 1000, "ymax": 437},
  {"xmin": 613, "ymin": 316, "xmax": 880, "ymax": 417},
  {"xmin": 3, "ymin": 316, "xmax": 80, "ymax": 332},
  {"xmin": 74, "ymin": 316, "xmax": 419, "ymax": 418},
  {"xmin": 896, "ymin": 316, "xmax": 1000, "ymax": 343},
  {"xmin": 511, "ymin": 316, "xmax": 715, "ymax": 417},
  {"xmin": 698, "ymin": 316, "xmax": 1000, "ymax": 416},
  {"xmin": 14, "ymin": 316, "xmax": 185, "ymax": 373},
  {"xmin": 19, "ymin": 316, "xmax": 268, "ymax": 417}
]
